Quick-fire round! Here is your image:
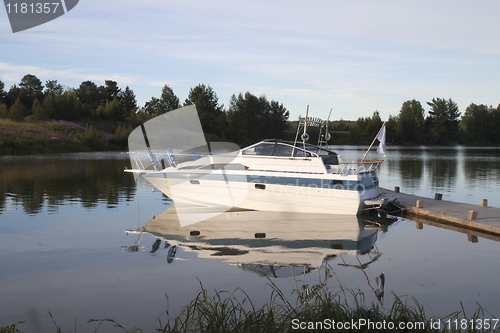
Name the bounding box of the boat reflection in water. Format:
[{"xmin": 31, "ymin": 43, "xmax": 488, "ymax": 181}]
[{"xmin": 124, "ymin": 205, "xmax": 396, "ymax": 304}]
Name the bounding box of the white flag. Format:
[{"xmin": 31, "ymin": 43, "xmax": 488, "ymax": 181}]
[{"xmin": 376, "ymin": 124, "xmax": 386, "ymax": 156}]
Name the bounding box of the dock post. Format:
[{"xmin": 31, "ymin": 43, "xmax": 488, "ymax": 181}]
[
  {"xmin": 434, "ymin": 193, "xmax": 442, "ymax": 200},
  {"xmin": 467, "ymin": 210, "xmax": 478, "ymax": 220},
  {"xmin": 481, "ymin": 199, "xmax": 488, "ymax": 207},
  {"xmin": 416, "ymin": 200, "xmax": 423, "ymax": 208},
  {"xmin": 394, "ymin": 186, "xmax": 400, "ymax": 193},
  {"xmin": 416, "ymin": 222, "xmax": 423, "ymax": 230},
  {"xmin": 468, "ymin": 234, "xmax": 479, "ymax": 243}
]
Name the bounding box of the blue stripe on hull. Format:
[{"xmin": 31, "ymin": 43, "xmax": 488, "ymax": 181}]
[
  {"xmin": 247, "ymin": 174, "xmax": 376, "ymax": 191},
  {"xmin": 148, "ymin": 170, "xmax": 379, "ymax": 192}
]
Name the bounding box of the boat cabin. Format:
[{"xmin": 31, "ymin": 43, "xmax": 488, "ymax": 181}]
[{"xmin": 240, "ymin": 139, "xmax": 344, "ymax": 173}]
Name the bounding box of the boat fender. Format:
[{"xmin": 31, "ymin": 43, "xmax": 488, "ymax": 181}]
[
  {"xmin": 167, "ymin": 245, "xmax": 177, "ymax": 263},
  {"xmin": 150, "ymin": 238, "xmax": 161, "ymax": 253},
  {"xmin": 188, "ymin": 149, "xmax": 202, "ymax": 160},
  {"xmin": 149, "ymin": 153, "xmax": 161, "ymax": 171},
  {"xmin": 165, "ymin": 149, "xmax": 177, "ymax": 168},
  {"xmin": 301, "ymin": 133, "xmax": 309, "ymax": 141}
]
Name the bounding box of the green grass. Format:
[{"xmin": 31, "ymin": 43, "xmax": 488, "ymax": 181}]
[
  {"xmin": 0, "ymin": 118, "xmax": 133, "ymax": 155},
  {"xmin": 4, "ymin": 282, "xmax": 498, "ymax": 333},
  {"xmin": 158, "ymin": 281, "xmax": 499, "ymax": 333}
]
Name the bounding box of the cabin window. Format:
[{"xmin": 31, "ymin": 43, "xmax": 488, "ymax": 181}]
[
  {"xmin": 255, "ymin": 184, "xmax": 266, "ymax": 190},
  {"xmin": 242, "ymin": 143, "xmax": 276, "ymax": 156},
  {"xmin": 321, "ymin": 154, "xmax": 339, "ymax": 165},
  {"xmin": 273, "ymin": 143, "xmax": 294, "ymax": 156},
  {"xmin": 242, "ymin": 141, "xmax": 316, "ymax": 157},
  {"xmin": 293, "ymin": 149, "xmax": 312, "ymax": 157}
]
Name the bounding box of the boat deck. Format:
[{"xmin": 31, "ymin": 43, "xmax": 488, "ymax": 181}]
[{"xmin": 381, "ymin": 187, "xmax": 500, "ymax": 236}]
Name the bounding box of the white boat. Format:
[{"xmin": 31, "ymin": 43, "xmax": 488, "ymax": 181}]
[
  {"xmin": 126, "ymin": 105, "xmax": 390, "ymax": 225},
  {"xmin": 124, "ymin": 207, "xmax": 391, "ymax": 303},
  {"xmin": 140, "ymin": 206, "xmax": 382, "ymax": 269}
]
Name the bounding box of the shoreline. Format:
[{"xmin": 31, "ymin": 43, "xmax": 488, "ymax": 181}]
[{"xmin": 0, "ymin": 118, "xmax": 132, "ymax": 156}]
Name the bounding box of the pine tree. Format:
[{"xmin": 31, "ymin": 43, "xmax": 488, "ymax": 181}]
[{"xmin": 9, "ymin": 97, "xmax": 26, "ymax": 121}]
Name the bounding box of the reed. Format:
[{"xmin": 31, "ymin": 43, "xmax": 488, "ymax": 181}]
[
  {"xmin": 155, "ymin": 281, "xmax": 499, "ymax": 333},
  {"xmin": 2, "ymin": 283, "xmax": 498, "ymax": 333},
  {"xmin": 0, "ymin": 324, "xmax": 19, "ymax": 333}
]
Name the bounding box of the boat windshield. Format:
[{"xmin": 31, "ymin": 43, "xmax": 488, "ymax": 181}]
[{"xmin": 241, "ymin": 141, "xmax": 326, "ymax": 157}]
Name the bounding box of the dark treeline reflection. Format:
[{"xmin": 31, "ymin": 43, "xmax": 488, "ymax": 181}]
[
  {"xmin": 0, "ymin": 155, "xmax": 137, "ymax": 214},
  {"xmin": 462, "ymin": 148, "xmax": 500, "ymax": 188},
  {"xmin": 425, "ymin": 148, "xmax": 458, "ymax": 189},
  {"xmin": 386, "ymin": 158, "xmax": 424, "ymax": 189},
  {"xmin": 382, "ymin": 146, "xmax": 500, "ymax": 192}
]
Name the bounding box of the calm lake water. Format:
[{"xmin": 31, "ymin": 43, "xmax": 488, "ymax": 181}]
[{"xmin": 1, "ymin": 147, "xmax": 500, "ymax": 332}]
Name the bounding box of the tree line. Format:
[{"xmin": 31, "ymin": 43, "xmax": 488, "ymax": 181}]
[
  {"xmin": 0, "ymin": 75, "xmax": 290, "ymax": 146},
  {"xmin": 0, "ymin": 75, "xmax": 139, "ymax": 122},
  {"xmin": 333, "ymin": 98, "xmax": 500, "ymax": 145},
  {"xmin": 1, "ymin": 74, "xmax": 500, "ymax": 147}
]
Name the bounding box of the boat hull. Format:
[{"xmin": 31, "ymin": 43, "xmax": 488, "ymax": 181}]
[
  {"xmin": 143, "ymin": 171, "xmax": 381, "ymax": 216},
  {"xmin": 142, "ymin": 206, "xmax": 379, "ymax": 268}
]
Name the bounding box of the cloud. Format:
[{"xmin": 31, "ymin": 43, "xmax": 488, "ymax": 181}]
[
  {"xmin": 2, "ymin": 0, "xmax": 500, "ymax": 119},
  {"xmin": 0, "ymin": 62, "xmax": 136, "ymax": 85}
]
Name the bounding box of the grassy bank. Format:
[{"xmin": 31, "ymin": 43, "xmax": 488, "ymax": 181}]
[
  {"xmin": 0, "ymin": 119, "xmax": 134, "ymax": 155},
  {"xmin": 2, "ymin": 284, "xmax": 498, "ymax": 333}
]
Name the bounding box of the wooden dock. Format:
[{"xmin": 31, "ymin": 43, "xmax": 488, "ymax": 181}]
[{"xmin": 380, "ymin": 187, "xmax": 500, "ymax": 236}]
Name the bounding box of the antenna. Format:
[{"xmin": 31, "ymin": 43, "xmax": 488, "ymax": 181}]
[
  {"xmin": 303, "ymin": 105, "xmax": 309, "ymax": 141},
  {"xmin": 302, "ymin": 105, "xmax": 310, "ymax": 154},
  {"xmin": 292, "ymin": 105, "xmax": 310, "ymax": 157}
]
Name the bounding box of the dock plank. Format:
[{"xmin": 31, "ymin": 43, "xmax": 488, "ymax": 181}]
[{"xmin": 380, "ymin": 188, "xmax": 500, "ymax": 236}]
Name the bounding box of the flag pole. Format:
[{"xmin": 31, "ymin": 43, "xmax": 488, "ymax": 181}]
[{"xmin": 361, "ymin": 122, "xmax": 386, "ymax": 162}]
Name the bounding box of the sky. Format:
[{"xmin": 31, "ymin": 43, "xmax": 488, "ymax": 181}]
[{"xmin": 1, "ymin": 0, "xmax": 500, "ymax": 121}]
